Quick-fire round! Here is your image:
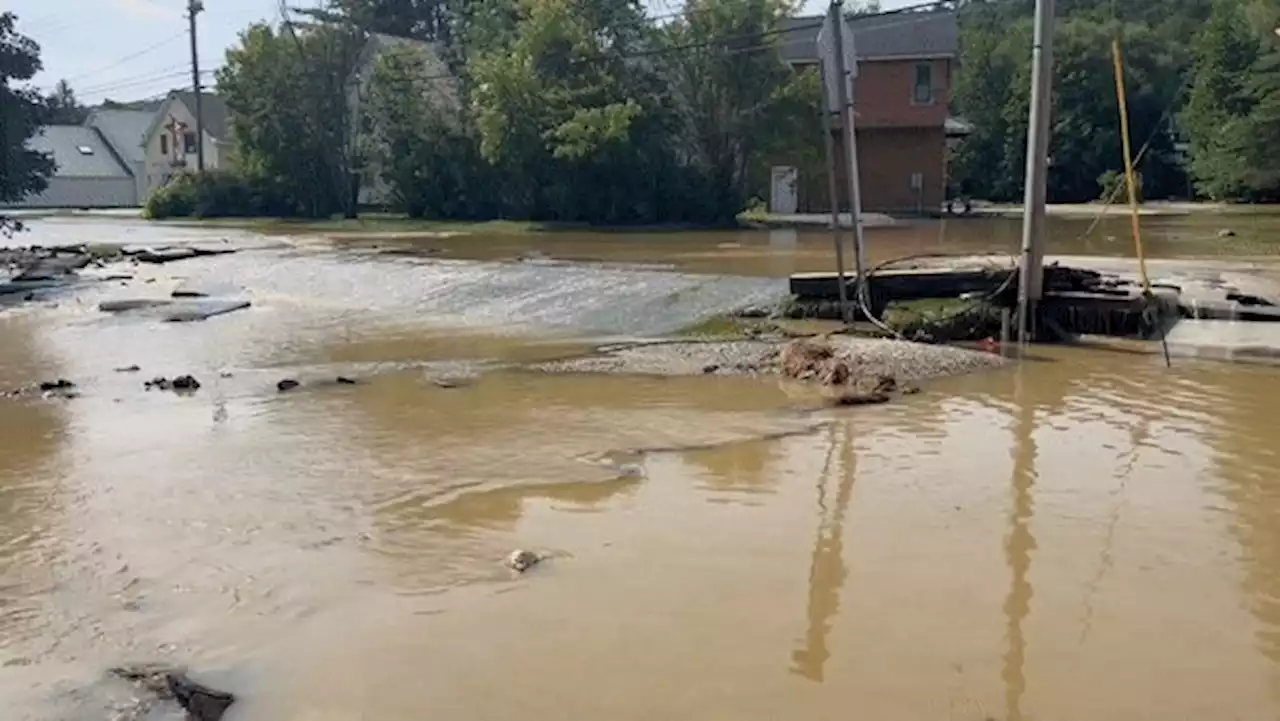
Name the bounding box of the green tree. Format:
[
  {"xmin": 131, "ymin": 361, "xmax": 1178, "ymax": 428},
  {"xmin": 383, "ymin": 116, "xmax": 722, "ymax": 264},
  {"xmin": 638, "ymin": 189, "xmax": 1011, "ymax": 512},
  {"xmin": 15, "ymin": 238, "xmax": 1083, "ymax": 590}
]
[
  {"xmin": 953, "ymin": 0, "xmax": 1210, "ymax": 202},
  {"xmin": 1233, "ymin": 49, "xmax": 1280, "ymax": 198},
  {"xmin": 662, "ymin": 0, "xmax": 822, "ymax": 217},
  {"xmin": 950, "ymin": 10, "xmax": 1027, "ymax": 200},
  {"xmin": 363, "ymin": 44, "xmax": 488, "ymax": 217},
  {"xmin": 1181, "ymin": 0, "xmax": 1259, "ymax": 198},
  {"xmin": 467, "ymin": 0, "xmax": 668, "ymax": 220},
  {"xmin": 1, "ymin": 12, "xmax": 54, "ymax": 233},
  {"xmin": 216, "ymin": 22, "xmax": 366, "ymax": 217},
  {"xmin": 44, "ymin": 79, "xmax": 88, "ymax": 124}
]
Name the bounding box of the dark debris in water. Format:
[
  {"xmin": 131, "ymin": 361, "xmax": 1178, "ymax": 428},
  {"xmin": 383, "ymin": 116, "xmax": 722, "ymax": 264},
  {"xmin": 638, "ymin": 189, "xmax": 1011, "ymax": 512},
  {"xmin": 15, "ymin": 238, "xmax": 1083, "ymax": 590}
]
[
  {"xmin": 109, "ymin": 664, "xmax": 235, "ymax": 721},
  {"xmin": 145, "ymin": 375, "xmax": 202, "ymax": 393}
]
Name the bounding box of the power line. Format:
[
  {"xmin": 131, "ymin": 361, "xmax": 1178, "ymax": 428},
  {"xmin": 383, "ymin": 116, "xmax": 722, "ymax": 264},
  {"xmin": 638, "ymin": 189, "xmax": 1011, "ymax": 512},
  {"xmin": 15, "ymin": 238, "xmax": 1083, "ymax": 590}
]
[
  {"xmin": 374, "ymin": 7, "xmax": 952, "ymax": 87},
  {"xmin": 76, "ymin": 66, "xmax": 194, "ymax": 94},
  {"xmin": 78, "ymin": 68, "xmax": 218, "ymax": 98},
  {"xmin": 63, "ymin": 32, "xmax": 186, "ymax": 83}
]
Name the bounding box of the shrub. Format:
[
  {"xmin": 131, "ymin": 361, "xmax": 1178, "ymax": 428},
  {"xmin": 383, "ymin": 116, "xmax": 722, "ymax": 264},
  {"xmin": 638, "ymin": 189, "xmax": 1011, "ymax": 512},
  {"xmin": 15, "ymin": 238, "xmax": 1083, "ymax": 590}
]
[
  {"xmin": 144, "ymin": 170, "xmax": 298, "ymax": 219},
  {"xmin": 1097, "ymin": 169, "xmax": 1144, "ymax": 203}
]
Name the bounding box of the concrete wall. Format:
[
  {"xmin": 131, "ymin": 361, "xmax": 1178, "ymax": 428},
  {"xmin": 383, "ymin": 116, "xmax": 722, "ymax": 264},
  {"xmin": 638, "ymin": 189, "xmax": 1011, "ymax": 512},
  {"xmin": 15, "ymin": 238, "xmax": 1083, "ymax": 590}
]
[
  {"xmin": 14, "ymin": 177, "xmax": 139, "ymax": 209},
  {"xmin": 143, "ymin": 99, "xmax": 230, "ymax": 199}
]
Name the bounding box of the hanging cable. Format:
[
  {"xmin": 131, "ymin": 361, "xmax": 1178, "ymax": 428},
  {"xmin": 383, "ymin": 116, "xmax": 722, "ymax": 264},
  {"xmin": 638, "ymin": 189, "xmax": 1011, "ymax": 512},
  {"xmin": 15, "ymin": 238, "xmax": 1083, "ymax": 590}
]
[{"xmin": 1111, "ymin": 38, "xmax": 1172, "ymax": 367}]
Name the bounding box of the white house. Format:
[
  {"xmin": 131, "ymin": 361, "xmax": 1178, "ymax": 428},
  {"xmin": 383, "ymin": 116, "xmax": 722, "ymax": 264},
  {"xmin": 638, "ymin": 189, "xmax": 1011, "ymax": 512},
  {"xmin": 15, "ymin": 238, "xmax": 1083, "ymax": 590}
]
[
  {"xmin": 2, "ymin": 92, "xmax": 233, "ymax": 210},
  {"xmin": 5, "ymin": 31, "xmax": 455, "ymax": 211},
  {"xmin": 140, "ymin": 91, "xmax": 233, "ymax": 198}
]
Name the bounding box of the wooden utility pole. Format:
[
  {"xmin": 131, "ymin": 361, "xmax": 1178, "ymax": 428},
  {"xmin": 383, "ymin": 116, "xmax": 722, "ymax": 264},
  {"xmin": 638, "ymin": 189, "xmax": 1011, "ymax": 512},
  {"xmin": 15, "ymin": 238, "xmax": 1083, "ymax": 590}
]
[
  {"xmin": 1015, "ymin": 0, "xmax": 1055, "ymax": 342},
  {"xmin": 187, "ymin": 0, "xmax": 206, "ymax": 173}
]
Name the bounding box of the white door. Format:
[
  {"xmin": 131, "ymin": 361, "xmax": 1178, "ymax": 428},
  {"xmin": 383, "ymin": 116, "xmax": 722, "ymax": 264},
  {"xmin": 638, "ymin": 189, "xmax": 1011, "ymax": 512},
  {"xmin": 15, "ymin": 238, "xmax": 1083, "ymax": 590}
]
[{"xmin": 770, "ymin": 166, "xmax": 798, "ymax": 215}]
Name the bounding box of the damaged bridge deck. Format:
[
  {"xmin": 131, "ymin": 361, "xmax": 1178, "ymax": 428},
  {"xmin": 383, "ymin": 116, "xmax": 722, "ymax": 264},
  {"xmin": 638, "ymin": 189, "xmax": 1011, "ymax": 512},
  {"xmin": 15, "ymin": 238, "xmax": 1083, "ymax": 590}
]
[{"xmin": 788, "ymin": 255, "xmax": 1280, "ymax": 343}]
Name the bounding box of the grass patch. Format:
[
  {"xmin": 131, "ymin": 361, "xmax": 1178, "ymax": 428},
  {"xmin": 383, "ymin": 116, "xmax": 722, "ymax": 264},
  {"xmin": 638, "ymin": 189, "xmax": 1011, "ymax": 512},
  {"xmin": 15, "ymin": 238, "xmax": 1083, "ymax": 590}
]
[
  {"xmin": 882, "ymin": 298, "xmax": 1004, "ymax": 342},
  {"xmin": 157, "ymin": 214, "xmax": 548, "ymax": 236},
  {"xmin": 158, "ymin": 214, "xmax": 744, "ymax": 235},
  {"xmin": 677, "ymin": 314, "xmax": 759, "ymax": 338}
]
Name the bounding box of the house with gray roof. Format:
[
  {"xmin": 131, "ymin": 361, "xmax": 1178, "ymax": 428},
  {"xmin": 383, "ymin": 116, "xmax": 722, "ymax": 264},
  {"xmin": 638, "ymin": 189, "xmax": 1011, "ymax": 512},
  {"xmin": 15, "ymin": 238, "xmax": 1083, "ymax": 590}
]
[
  {"xmin": 141, "ymin": 90, "xmax": 233, "ymax": 199},
  {"xmin": 10, "ymin": 126, "xmax": 137, "ymax": 209},
  {"xmin": 87, "ymin": 108, "xmax": 154, "ymax": 203},
  {"xmin": 772, "ymin": 8, "xmax": 962, "ymax": 214},
  {"xmin": 3, "ymin": 90, "xmax": 234, "ymax": 209}
]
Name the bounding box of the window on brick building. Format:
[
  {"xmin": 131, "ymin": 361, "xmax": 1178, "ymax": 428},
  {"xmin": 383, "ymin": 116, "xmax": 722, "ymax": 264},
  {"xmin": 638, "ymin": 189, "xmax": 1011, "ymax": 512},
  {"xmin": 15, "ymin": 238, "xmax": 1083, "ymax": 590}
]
[
  {"xmin": 913, "ymin": 63, "xmax": 934, "ymax": 105},
  {"xmin": 183, "ymin": 132, "xmax": 198, "ymax": 154}
]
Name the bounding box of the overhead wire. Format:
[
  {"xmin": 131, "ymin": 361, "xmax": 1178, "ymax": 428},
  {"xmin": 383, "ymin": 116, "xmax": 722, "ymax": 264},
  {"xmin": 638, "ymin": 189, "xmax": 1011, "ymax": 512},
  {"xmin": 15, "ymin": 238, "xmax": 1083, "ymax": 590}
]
[
  {"xmin": 1111, "ymin": 37, "xmax": 1172, "ymax": 367},
  {"xmin": 77, "ymin": 67, "xmax": 219, "ymax": 99},
  {"xmin": 62, "ymin": 32, "xmax": 187, "ymax": 83},
  {"xmin": 366, "ymin": 6, "xmax": 955, "ymax": 89}
]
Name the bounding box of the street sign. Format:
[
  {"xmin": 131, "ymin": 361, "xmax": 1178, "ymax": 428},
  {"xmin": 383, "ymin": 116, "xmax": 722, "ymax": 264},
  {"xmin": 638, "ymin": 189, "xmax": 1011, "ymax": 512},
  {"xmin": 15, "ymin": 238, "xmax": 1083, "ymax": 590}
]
[{"xmin": 817, "ymin": 13, "xmax": 857, "ymax": 114}]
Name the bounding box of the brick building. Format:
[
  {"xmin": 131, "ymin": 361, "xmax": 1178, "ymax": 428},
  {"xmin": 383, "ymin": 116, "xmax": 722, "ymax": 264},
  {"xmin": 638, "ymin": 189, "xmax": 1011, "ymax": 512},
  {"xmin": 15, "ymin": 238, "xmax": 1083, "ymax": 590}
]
[{"xmin": 779, "ymin": 9, "xmax": 963, "ymax": 215}]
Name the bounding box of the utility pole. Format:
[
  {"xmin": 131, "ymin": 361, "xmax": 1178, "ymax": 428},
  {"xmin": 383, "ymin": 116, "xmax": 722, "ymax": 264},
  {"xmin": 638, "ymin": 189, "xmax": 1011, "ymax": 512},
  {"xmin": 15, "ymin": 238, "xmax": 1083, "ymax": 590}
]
[
  {"xmin": 828, "ymin": 0, "xmax": 869, "ymax": 312},
  {"xmin": 187, "ymin": 0, "xmax": 206, "ymax": 173},
  {"xmin": 1015, "ymin": 0, "xmax": 1055, "ymax": 343}
]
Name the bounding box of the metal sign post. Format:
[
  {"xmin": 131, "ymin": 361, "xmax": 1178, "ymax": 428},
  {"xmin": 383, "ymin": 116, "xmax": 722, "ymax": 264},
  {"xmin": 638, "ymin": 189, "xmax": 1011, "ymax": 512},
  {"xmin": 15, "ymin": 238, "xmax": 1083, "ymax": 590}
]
[
  {"xmin": 819, "ymin": 1, "xmax": 869, "ymax": 313},
  {"xmin": 816, "ymin": 64, "xmax": 850, "ymax": 323}
]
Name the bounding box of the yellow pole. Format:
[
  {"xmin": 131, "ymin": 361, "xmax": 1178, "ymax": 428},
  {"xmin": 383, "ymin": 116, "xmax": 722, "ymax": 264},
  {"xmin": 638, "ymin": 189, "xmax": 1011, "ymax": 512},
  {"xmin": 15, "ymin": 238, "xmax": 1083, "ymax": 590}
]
[{"xmin": 1111, "ymin": 39, "xmax": 1152, "ymax": 292}]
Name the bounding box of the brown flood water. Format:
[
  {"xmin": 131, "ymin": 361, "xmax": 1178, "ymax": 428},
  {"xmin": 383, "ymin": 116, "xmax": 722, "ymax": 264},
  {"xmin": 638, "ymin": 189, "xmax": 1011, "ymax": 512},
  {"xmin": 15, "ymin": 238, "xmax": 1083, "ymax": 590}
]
[{"xmin": 2, "ymin": 213, "xmax": 1280, "ymax": 720}]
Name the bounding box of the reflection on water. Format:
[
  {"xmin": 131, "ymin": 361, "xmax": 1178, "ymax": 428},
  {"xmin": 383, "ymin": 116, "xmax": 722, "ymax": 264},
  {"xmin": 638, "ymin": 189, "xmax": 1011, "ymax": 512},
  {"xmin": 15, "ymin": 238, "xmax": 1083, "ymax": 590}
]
[
  {"xmin": 1, "ymin": 216, "xmax": 1280, "ymax": 719},
  {"xmin": 1003, "ymin": 371, "xmax": 1037, "ymax": 721},
  {"xmin": 790, "ymin": 423, "xmax": 855, "ymax": 683}
]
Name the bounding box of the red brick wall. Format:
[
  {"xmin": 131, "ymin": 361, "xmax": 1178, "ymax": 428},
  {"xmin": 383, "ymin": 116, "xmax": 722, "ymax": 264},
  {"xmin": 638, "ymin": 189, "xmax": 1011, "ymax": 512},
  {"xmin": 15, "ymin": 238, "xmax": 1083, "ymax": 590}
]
[
  {"xmin": 798, "ymin": 127, "xmax": 947, "ymax": 214},
  {"xmin": 794, "ymin": 58, "xmax": 953, "ymax": 129},
  {"xmin": 779, "ymin": 57, "xmax": 952, "ymax": 214}
]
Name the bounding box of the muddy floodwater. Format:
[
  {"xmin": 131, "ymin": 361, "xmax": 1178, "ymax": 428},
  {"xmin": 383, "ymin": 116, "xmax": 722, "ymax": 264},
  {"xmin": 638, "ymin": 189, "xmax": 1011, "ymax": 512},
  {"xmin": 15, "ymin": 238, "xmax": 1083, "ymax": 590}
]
[{"xmin": 3, "ymin": 213, "xmax": 1280, "ymax": 720}]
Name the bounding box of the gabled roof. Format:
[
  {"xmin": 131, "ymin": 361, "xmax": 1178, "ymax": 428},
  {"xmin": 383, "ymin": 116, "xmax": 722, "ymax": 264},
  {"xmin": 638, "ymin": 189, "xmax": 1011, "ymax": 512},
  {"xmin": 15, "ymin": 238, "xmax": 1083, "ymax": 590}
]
[
  {"xmin": 27, "ymin": 126, "xmax": 132, "ymax": 178},
  {"xmin": 142, "ymin": 90, "xmax": 230, "ymax": 145},
  {"xmin": 86, "ymin": 109, "xmax": 153, "ymax": 166},
  {"xmin": 781, "ymin": 9, "xmax": 959, "ymax": 63},
  {"xmin": 355, "ymin": 33, "xmax": 459, "ymax": 108}
]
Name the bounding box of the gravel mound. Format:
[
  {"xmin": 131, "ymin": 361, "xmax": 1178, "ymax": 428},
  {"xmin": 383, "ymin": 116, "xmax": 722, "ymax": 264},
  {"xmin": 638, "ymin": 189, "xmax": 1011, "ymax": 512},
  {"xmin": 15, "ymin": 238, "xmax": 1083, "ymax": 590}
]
[
  {"xmin": 822, "ymin": 336, "xmax": 1007, "ymax": 382},
  {"xmin": 536, "ymin": 340, "xmax": 776, "ymax": 376},
  {"xmin": 535, "ymin": 336, "xmax": 1006, "ymax": 382}
]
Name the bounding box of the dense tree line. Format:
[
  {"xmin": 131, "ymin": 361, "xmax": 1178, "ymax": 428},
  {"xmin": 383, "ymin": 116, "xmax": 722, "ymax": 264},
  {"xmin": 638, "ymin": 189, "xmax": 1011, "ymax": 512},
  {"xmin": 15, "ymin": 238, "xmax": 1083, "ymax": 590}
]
[
  {"xmin": 952, "ymin": 0, "xmax": 1280, "ymax": 203},
  {"xmin": 149, "ymin": 0, "xmax": 821, "ymax": 223},
  {"xmin": 0, "ymin": 13, "xmax": 54, "ymax": 235}
]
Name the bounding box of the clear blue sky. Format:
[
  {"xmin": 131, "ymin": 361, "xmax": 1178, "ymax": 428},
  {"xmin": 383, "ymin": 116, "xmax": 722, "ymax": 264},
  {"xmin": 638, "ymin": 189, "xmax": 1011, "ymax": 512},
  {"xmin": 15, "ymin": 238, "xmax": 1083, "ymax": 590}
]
[{"xmin": 10, "ymin": 0, "xmax": 918, "ymax": 104}]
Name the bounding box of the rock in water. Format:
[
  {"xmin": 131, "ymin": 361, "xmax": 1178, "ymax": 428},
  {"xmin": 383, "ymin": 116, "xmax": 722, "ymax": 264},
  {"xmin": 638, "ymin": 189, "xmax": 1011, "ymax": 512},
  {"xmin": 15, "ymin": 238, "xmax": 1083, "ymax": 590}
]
[
  {"xmin": 168, "ymin": 673, "xmax": 236, "ymax": 721},
  {"xmin": 109, "ymin": 664, "xmax": 235, "ymax": 721},
  {"xmin": 277, "ymin": 379, "xmax": 300, "ymax": 392},
  {"xmin": 830, "ymin": 390, "xmax": 891, "ymax": 407},
  {"xmin": 115, "ymin": 364, "xmax": 142, "ymax": 373},
  {"xmin": 506, "ymin": 549, "xmax": 542, "ymax": 573},
  {"xmin": 144, "ymin": 376, "xmax": 200, "ymax": 392},
  {"xmin": 335, "ymin": 376, "xmax": 358, "ymax": 385},
  {"xmin": 38, "ymin": 379, "xmax": 75, "ymax": 392},
  {"xmin": 1218, "ymin": 228, "xmax": 1236, "ymax": 238},
  {"xmin": 779, "ymin": 337, "xmax": 835, "ymax": 381}
]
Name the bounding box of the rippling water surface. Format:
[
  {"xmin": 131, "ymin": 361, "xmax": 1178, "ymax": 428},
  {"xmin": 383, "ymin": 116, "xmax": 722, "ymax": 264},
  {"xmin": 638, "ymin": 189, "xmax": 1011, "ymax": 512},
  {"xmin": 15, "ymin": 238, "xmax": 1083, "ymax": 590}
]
[{"xmin": 1, "ymin": 216, "xmax": 1279, "ymax": 720}]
